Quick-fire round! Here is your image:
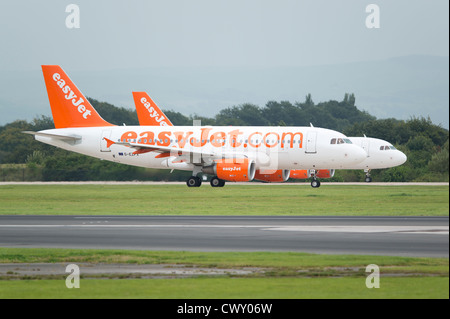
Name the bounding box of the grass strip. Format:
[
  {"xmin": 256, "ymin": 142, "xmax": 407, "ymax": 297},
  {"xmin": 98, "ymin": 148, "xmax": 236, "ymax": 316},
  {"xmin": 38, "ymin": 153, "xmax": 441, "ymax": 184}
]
[
  {"xmin": 0, "ymin": 248, "xmax": 448, "ymax": 275},
  {"xmin": 0, "ymin": 184, "xmax": 448, "ymax": 215},
  {"xmin": 1, "ymin": 277, "xmax": 448, "ymax": 299}
]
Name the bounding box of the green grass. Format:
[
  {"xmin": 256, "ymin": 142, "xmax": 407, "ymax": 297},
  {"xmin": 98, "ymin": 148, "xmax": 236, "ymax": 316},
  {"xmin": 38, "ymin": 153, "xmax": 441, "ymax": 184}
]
[
  {"xmin": 1, "ymin": 277, "xmax": 448, "ymax": 299},
  {"xmin": 0, "ymin": 184, "xmax": 448, "ymax": 215},
  {"xmin": 0, "ymin": 184, "xmax": 447, "ymax": 298},
  {"xmin": 0, "ymin": 248, "xmax": 448, "ymax": 299},
  {"xmin": 0, "ymin": 248, "xmax": 448, "ymax": 273}
]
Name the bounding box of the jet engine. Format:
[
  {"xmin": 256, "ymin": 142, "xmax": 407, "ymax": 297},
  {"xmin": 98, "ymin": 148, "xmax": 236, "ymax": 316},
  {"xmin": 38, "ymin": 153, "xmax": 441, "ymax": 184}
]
[{"xmin": 202, "ymin": 158, "xmax": 256, "ymax": 182}]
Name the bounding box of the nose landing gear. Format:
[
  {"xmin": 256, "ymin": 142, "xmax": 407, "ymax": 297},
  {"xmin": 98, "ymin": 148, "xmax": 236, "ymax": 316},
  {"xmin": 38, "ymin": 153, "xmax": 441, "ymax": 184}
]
[
  {"xmin": 311, "ymin": 178, "xmax": 321, "ymax": 188},
  {"xmin": 364, "ymin": 169, "xmax": 372, "ymax": 183},
  {"xmin": 309, "ymin": 169, "xmax": 321, "ymax": 188}
]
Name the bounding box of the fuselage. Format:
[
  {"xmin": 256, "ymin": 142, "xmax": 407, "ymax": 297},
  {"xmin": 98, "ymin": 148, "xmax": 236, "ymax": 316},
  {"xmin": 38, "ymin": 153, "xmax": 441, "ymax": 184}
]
[
  {"xmin": 36, "ymin": 125, "xmax": 367, "ymax": 172},
  {"xmin": 349, "ymin": 137, "xmax": 407, "ymax": 169}
]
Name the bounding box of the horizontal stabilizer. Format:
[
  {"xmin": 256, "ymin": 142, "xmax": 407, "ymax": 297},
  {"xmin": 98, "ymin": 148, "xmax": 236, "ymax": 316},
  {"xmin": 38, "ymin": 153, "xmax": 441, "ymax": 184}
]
[{"xmin": 23, "ymin": 131, "xmax": 82, "ymax": 141}]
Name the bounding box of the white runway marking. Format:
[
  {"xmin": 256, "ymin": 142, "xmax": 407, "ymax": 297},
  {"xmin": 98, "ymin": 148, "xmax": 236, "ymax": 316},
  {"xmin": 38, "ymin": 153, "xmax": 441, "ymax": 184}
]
[
  {"xmin": 262, "ymin": 226, "xmax": 449, "ymax": 235},
  {"xmin": 0, "ymin": 224, "xmax": 448, "ymax": 235}
]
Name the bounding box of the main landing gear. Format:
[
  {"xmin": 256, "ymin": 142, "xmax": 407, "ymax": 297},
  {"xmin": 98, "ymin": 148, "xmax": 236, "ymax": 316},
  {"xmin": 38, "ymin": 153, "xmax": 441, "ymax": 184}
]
[
  {"xmin": 186, "ymin": 176, "xmax": 202, "ymax": 187},
  {"xmin": 186, "ymin": 175, "xmax": 225, "ymax": 187},
  {"xmin": 210, "ymin": 176, "xmax": 226, "ymax": 187},
  {"xmin": 186, "ymin": 166, "xmax": 203, "ymax": 187}
]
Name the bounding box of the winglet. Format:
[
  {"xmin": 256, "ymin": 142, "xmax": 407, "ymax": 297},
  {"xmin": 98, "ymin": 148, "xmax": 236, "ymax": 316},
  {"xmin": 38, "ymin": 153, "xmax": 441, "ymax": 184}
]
[
  {"xmin": 41, "ymin": 65, "xmax": 114, "ymax": 128},
  {"xmin": 132, "ymin": 92, "xmax": 173, "ymax": 126}
]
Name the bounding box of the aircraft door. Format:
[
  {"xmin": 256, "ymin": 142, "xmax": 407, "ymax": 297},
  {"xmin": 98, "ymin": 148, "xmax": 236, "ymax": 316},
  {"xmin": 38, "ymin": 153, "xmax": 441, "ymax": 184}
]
[
  {"xmin": 361, "ymin": 138, "xmax": 370, "ymax": 157},
  {"xmin": 305, "ymin": 131, "xmax": 317, "ymax": 154}
]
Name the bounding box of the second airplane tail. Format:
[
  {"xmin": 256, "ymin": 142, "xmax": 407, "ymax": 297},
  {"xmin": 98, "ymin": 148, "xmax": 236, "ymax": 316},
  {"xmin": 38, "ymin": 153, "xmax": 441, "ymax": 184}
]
[
  {"xmin": 132, "ymin": 91, "xmax": 173, "ymax": 126},
  {"xmin": 41, "ymin": 65, "xmax": 113, "ymax": 128}
]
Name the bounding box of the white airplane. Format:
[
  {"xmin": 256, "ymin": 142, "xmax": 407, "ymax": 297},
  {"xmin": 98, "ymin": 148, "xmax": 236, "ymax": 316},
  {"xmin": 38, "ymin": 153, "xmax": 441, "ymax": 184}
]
[
  {"xmin": 289, "ymin": 136, "xmax": 407, "ymax": 185},
  {"xmin": 25, "ymin": 66, "xmax": 367, "ymax": 188},
  {"xmin": 132, "ymin": 92, "xmax": 407, "ymax": 186},
  {"xmin": 348, "ymin": 136, "xmax": 407, "ymax": 182}
]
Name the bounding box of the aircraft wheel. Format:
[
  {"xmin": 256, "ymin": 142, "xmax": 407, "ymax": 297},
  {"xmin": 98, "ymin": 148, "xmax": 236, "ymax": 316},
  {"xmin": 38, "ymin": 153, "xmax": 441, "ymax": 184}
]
[
  {"xmin": 210, "ymin": 177, "xmax": 225, "ymax": 187},
  {"xmin": 311, "ymin": 180, "xmax": 321, "ymax": 188},
  {"xmin": 187, "ymin": 176, "xmax": 202, "ymax": 187},
  {"xmin": 365, "ymin": 176, "xmax": 372, "ymax": 183}
]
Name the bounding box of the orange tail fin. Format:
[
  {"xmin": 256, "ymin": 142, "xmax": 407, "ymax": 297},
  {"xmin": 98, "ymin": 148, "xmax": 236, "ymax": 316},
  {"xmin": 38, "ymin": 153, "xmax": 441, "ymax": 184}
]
[
  {"xmin": 41, "ymin": 65, "xmax": 113, "ymax": 128},
  {"xmin": 132, "ymin": 92, "xmax": 173, "ymax": 126}
]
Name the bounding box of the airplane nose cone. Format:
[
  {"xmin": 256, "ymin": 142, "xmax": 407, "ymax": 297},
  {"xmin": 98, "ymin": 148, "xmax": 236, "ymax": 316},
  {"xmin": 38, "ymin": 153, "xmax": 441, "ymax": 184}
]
[
  {"xmin": 397, "ymin": 151, "xmax": 407, "ymax": 165},
  {"xmin": 389, "ymin": 150, "xmax": 407, "ymax": 167}
]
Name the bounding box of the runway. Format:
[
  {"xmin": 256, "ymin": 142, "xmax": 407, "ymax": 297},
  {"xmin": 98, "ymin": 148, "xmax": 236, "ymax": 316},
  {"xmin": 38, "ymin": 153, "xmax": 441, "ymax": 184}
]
[{"xmin": 0, "ymin": 216, "xmax": 448, "ymax": 257}]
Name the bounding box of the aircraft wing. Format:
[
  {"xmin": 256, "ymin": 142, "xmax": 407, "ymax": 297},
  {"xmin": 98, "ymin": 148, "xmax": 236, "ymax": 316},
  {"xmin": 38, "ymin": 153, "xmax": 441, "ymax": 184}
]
[{"xmin": 104, "ymin": 138, "xmax": 247, "ymax": 161}]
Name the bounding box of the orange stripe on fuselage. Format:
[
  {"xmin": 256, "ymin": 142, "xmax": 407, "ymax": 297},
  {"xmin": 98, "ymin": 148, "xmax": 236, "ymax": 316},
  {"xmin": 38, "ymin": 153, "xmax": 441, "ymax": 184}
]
[{"xmin": 119, "ymin": 130, "xmax": 303, "ymax": 149}]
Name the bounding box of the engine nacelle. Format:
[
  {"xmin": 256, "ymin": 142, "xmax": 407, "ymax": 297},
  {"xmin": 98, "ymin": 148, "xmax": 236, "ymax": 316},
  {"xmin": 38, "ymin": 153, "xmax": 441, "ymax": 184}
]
[
  {"xmin": 203, "ymin": 158, "xmax": 256, "ymax": 182},
  {"xmin": 254, "ymin": 169, "xmax": 290, "ymax": 182},
  {"xmin": 316, "ymin": 169, "xmax": 335, "ymax": 179},
  {"xmin": 290, "ymin": 169, "xmax": 335, "ymax": 179},
  {"xmin": 289, "ymin": 170, "xmax": 309, "ymax": 179}
]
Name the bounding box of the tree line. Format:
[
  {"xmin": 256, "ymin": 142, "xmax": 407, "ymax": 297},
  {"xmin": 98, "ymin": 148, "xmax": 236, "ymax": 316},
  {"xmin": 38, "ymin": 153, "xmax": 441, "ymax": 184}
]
[{"xmin": 0, "ymin": 93, "xmax": 448, "ymax": 182}]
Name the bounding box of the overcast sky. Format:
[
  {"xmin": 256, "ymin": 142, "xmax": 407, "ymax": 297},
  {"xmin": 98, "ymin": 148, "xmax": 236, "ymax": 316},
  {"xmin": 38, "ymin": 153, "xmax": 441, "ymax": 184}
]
[
  {"xmin": 0, "ymin": 0, "xmax": 448, "ymax": 127},
  {"xmin": 0, "ymin": 0, "xmax": 448, "ymax": 71}
]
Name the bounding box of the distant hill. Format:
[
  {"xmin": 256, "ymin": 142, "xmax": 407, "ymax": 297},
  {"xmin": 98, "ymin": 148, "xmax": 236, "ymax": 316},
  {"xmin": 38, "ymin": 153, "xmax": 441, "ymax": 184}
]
[{"xmin": 0, "ymin": 55, "xmax": 448, "ymax": 128}]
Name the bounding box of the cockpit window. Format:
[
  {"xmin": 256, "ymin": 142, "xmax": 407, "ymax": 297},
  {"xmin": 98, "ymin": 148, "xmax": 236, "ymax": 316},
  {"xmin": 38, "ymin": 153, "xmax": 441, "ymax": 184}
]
[
  {"xmin": 331, "ymin": 138, "xmax": 352, "ymax": 144},
  {"xmin": 380, "ymin": 145, "xmax": 396, "ymax": 150}
]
